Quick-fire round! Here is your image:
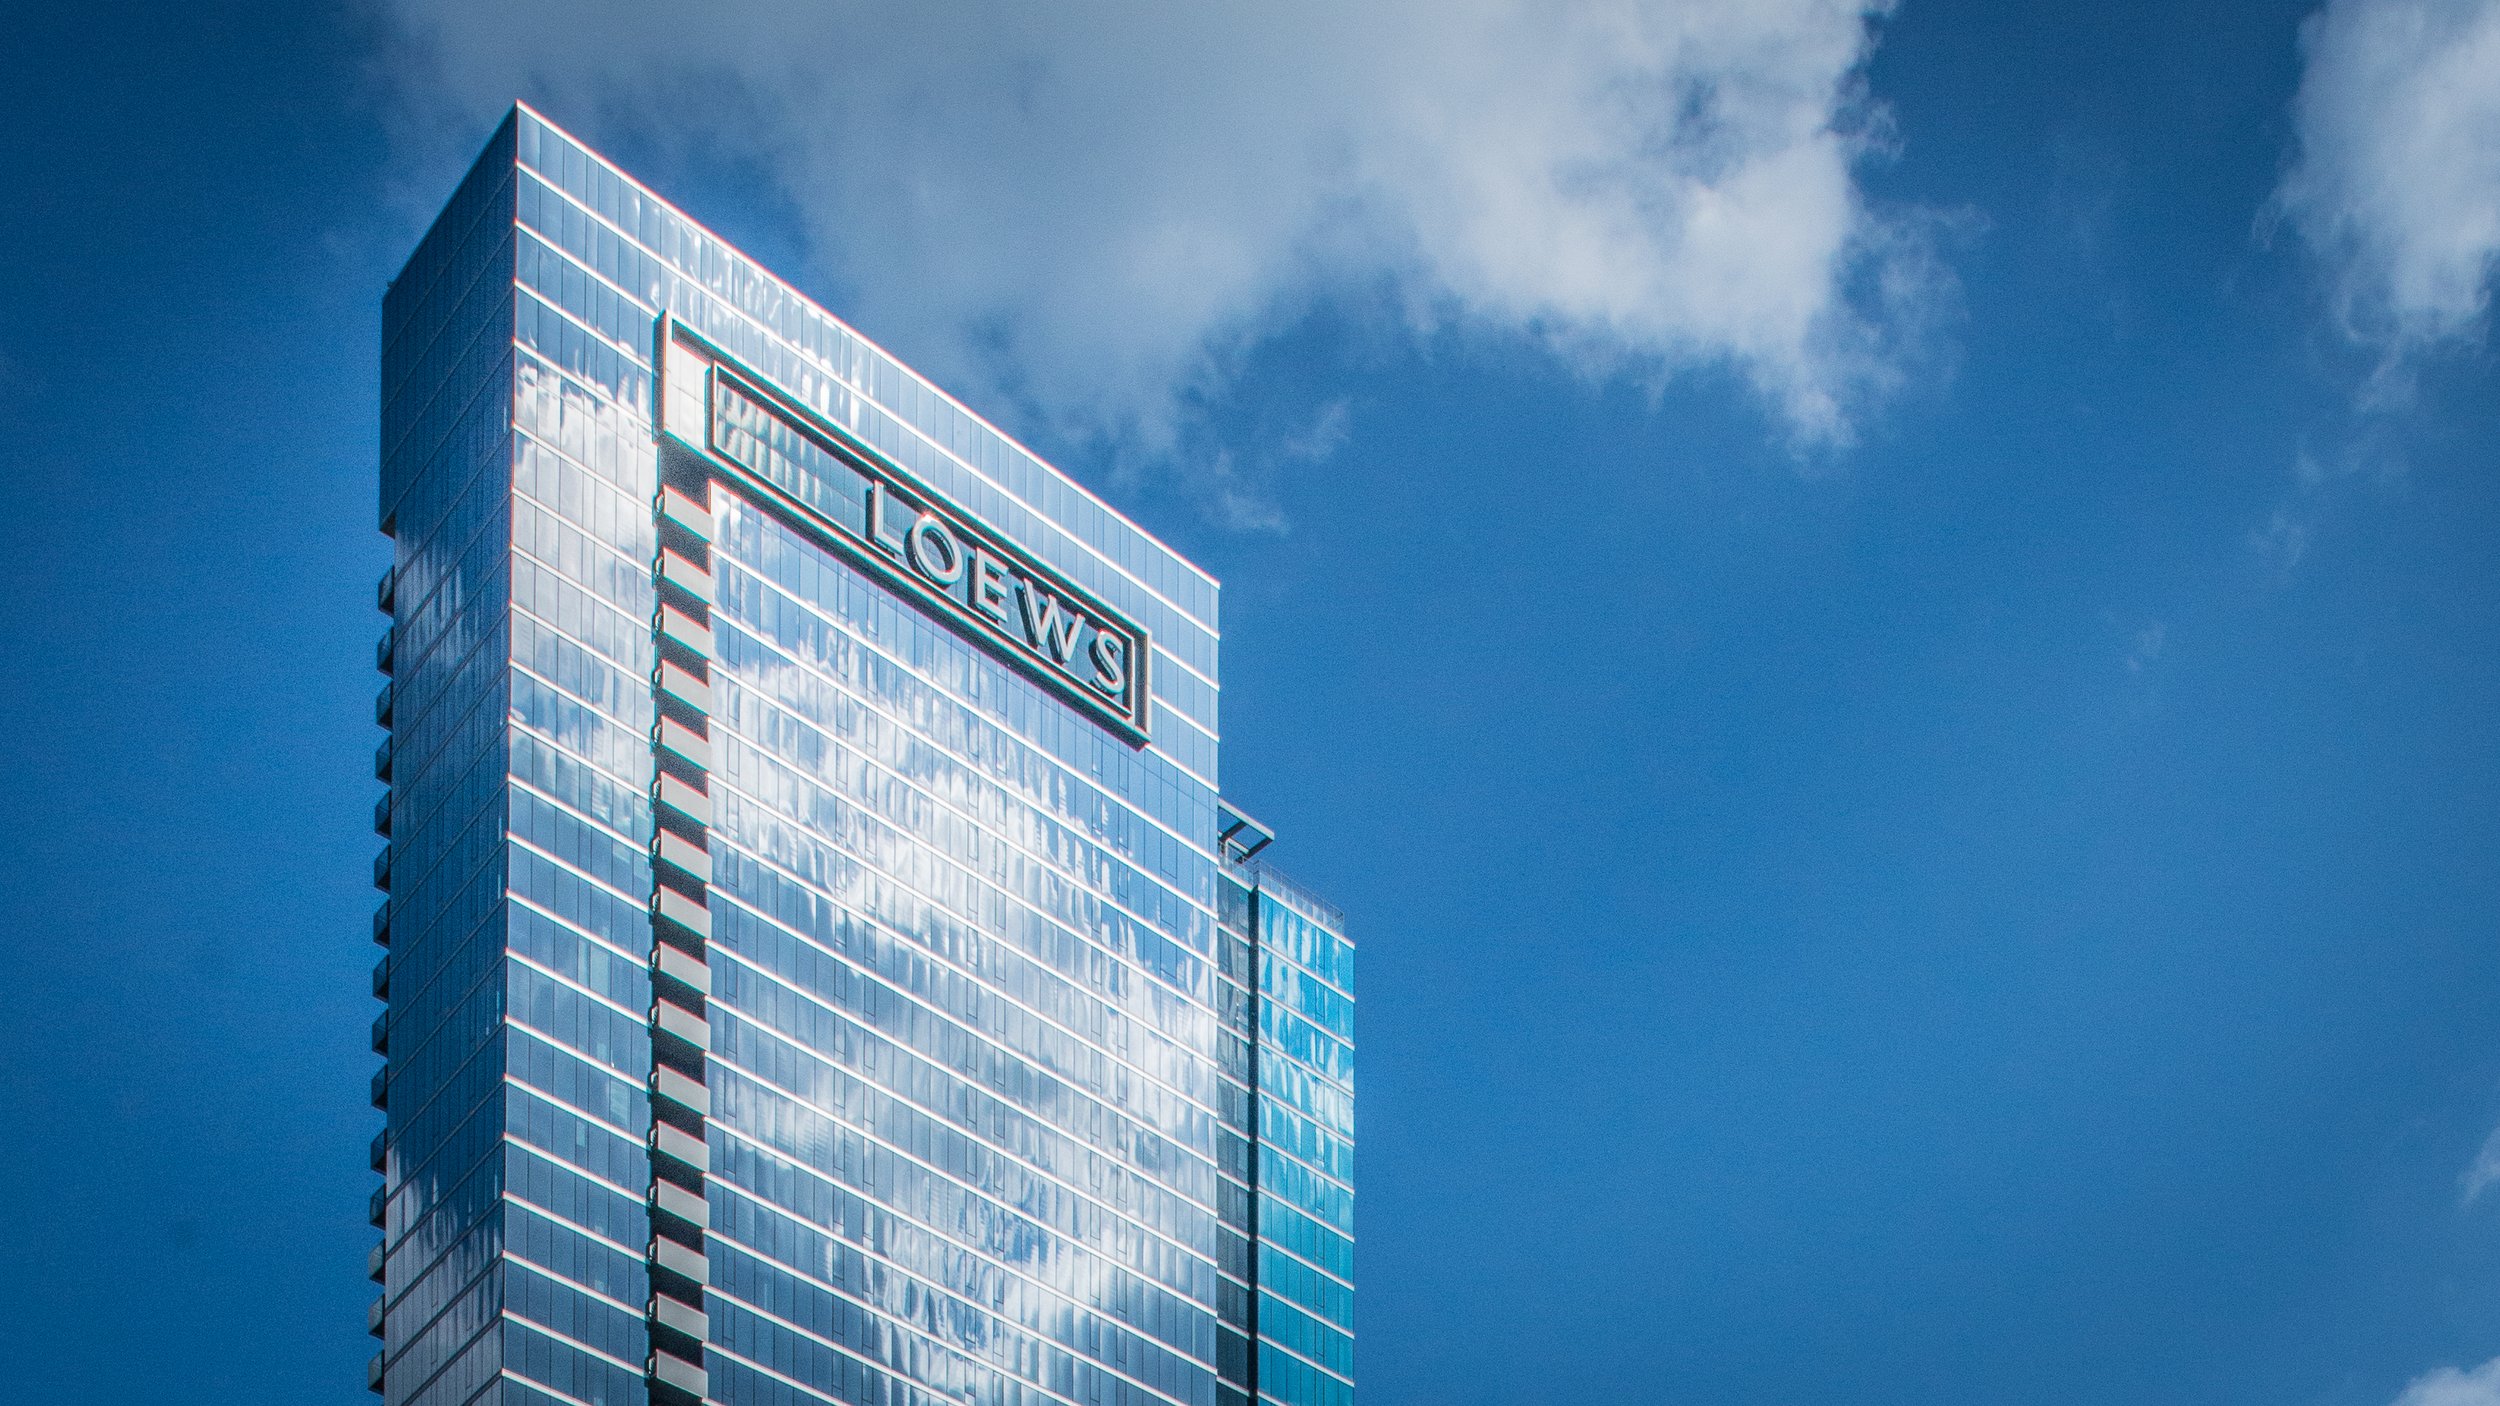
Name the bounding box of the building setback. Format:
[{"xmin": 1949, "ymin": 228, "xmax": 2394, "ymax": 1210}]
[{"xmin": 369, "ymin": 105, "xmax": 1353, "ymax": 1406}]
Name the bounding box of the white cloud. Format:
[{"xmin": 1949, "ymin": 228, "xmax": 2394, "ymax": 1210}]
[
  {"xmin": 2276, "ymin": 0, "xmax": 2500, "ymax": 374},
  {"xmin": 2390, "ymin": 1359, "xmax": 2500, "ymax": 1406},
  {"xmin": 2250, "ymin": 505, "xmax": 2314, "ymax": 575},
  {"xmin": 2382, "ymin": 1132, "xmax": 2500, "ymax": 1406},
  {"xmin": 376, "ymin": 0, "xmax": 1946, "ymax": 487},
  {"xmin": 2462, "ymin": 1122, "xmax": 2500, "ymax": 1204},
  {"xmin": 2125, "ymin": 620, "xmax": 2166, "ymax": 674},
  {"xmin": 1278, "ymin": 399, "xmax": 1353, "ymax": 466}
]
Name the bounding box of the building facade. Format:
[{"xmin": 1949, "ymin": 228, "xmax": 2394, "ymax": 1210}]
[{"xmin": 368, "ymin": 107, "xmax": 1353, "ymax": 1406}]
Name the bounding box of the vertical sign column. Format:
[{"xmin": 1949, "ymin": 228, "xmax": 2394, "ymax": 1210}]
[{"xmin": 646, "ymin": 477, "xmax": 718, "ymax": 1405}]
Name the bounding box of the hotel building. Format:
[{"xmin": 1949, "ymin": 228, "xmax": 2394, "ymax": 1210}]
[{"xmin": 367, "ymin": 106, "xmax": 1353, "ymax": 1406}]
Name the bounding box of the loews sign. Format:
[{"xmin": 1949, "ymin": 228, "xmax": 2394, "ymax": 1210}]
[{"xmin": 666, "ymin": 324, "xmax": 1151, "ymax": 744}]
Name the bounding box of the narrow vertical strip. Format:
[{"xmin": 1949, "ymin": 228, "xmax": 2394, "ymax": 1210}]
[{"xmin": 647, "ymin": 472, "xmax": 717, "ymax": 1406}]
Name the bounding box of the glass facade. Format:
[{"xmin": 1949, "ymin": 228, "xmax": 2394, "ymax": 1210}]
[{"xmin": 368, "ymin": 106, "xmax": 1351, "ymax": 1406}]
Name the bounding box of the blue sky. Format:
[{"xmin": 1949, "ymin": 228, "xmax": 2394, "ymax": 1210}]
[{"xmin": 5, "ymin": 1, "xmax": 2500, "ymax": 1403}]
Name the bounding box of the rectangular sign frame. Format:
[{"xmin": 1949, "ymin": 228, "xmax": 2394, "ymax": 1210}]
[{"xmin": 658, "ymin": 317, "xmax": 1153, "ymax": 745}]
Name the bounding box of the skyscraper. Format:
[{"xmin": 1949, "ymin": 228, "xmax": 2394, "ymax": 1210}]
[{"xmin": 368, "ymin": 106, "xmax": 1353, "ymax": 1406}]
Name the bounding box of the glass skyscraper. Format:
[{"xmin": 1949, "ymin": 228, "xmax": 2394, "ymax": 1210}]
[{"xmin": 367, "ymin": 106, "xmax": 1353, "ymax": 1406}]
